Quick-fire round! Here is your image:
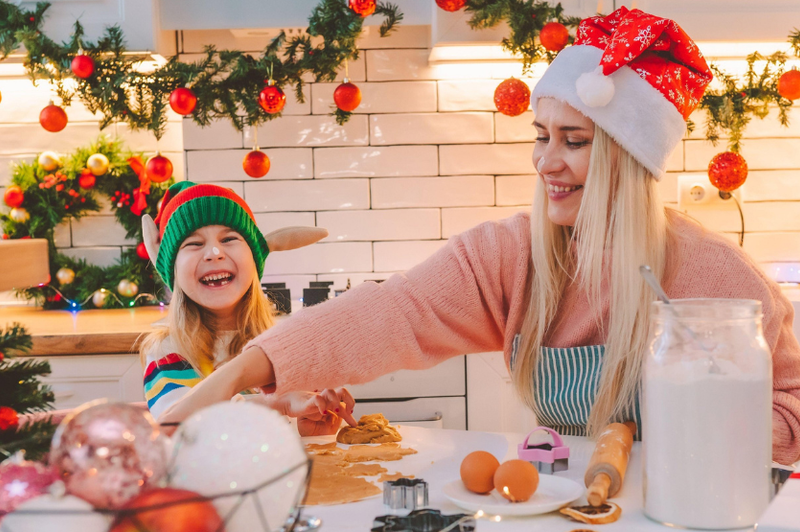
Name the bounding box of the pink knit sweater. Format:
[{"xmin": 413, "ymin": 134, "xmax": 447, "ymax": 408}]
[{"xmin": 246, "ymin": 210, "xmax": 800, "ymax": 464}]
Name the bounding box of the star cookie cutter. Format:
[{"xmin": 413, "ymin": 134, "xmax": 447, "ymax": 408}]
[
  {"xmin": 372, "ymin": 509, "xmax": 476, "ymax": 532},
  {"xmin": 383, "ymin": 477, "xmax": 428, "ymax": 510}
]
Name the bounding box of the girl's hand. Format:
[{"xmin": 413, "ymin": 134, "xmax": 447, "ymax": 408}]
[{"xmin": 274, "ymin": 388, "xmax": 358, "ymax": 436}]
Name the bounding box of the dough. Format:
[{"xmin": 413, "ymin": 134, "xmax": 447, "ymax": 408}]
[
  {"xmin": 337, "ymin": 413, "xmax": 402, "ymax": 444},
  {"xmin": 342, "ymin": 463, "xmax": 388, "ymax": 477},
  {"xmin": 305, "ymin": 460, "xmax": 382, "ymax": 506},
  {"xmin": 342, "ymin": 443, "xmax": 418, "ymax": 463}
]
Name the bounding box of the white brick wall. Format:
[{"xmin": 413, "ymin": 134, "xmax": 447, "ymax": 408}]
[{"xmin": 3, "ymin": 26, "xmax": 799, "ymax": 302}]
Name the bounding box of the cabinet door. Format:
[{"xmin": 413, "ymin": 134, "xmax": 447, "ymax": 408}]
[
  {"xmin": 345, "ymin": 356, "xmax": 465, "ymax": 400},
  {"xmin": 466, "ymin": 352, "xmax": 537, "ymax": 434}
]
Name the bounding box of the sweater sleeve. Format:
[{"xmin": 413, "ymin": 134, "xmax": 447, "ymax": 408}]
[
  {"xmin": 143, "ymin": 346, "xmax": 204, "ymax": 420},
  {"xmin": 245, "ymin": 213, "xmax": 532, "ymax": 394}
]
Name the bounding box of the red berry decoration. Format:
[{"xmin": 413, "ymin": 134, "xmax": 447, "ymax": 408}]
[
  {"xmin": 333, "ymin": 80, "xmax": 362, "ymax": 112},
  {"xmin": 0, "ymin": 406, "xmax": 18, "ymax": 432},
  {"xmin": 494, "ymin": 78, "xmax": 531, "ymax": 117},
  {"xmin": 258, "ymin": 82, "xmax": 286, "ymax": 114},
  {"xmin": 70, "ymin": 53, "xmax": 94, "ymax": 79},
  {"xmin": 778, "ymin": 68, "xmax": 800, "ymax": 101},
  {"xmin": 540, "ymin": 21, "xmax": 570, "ymax": 52},
  {"xmin": 435, "ymin": 0, "xmax": 467, "ymax": 11},
  {"xmin": 146, "ymin": 154, "xmax": 173, "ymax": 183},
  {"xmin": 4, "ymin": 185, "xmax": 24, "ymax": 208},
  {"xmin": 136, "ymin": 242, "xmax": 149, "ymax": 260},
  {"xmin": 169, "ymin": 87, "xmax": 198, "ymax": 115},
  {"xmin": 708, "ymin": 151, "xmax": 748, "ymax": 193},
  {"xmin": 39, "ymin": 103, "xmax": 68, "ymax": 132},
  {"xmin": 348, "ymin": 0, "xmax": 376, "ymax": 17},
  {"xmin": 78, "ymin": 169, "xmax": 96, "ymax": 189},
  {"xmin": 243, "ymin": 149, "xmax": 270, "ymax": 178}
]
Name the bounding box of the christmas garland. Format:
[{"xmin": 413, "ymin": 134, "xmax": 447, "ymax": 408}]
[
  {"xmin": 1, "ymin": 136, "xmax": 171, "ymax": 310},
  {"xmin": 0, "ymin": 0, "xmax": 402, "ymax": 139}
]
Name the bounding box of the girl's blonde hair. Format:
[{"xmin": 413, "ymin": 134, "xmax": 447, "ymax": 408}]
[
  {"xmin": 140, "ymin": 271, "xmax": 274, "ymax": 374},
  {"xmin": 513, "ymin": 125, "xmax": 669, "ymax": 437}
]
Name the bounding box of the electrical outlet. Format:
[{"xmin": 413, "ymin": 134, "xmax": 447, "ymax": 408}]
[{"xmin": 677, "ymin": 173, "xmax": 744, "ymax": 211}]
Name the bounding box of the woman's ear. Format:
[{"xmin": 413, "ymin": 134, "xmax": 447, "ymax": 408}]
[
  {"xmin": 142, "ymin": 214, "xmax": 161, "ymax": 263},
  {"xmin": 265, "ymin": 227, "xmax": 328, "ymax": 252}
]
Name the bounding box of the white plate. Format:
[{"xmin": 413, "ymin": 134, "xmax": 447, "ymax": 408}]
[{"xmin": 442, "ymin": 476, "xmax": 584, "ymax": 516}]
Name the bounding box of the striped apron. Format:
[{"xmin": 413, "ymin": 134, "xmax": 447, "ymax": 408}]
[{"xmin": 511, "ymin": 334, "xmax": 642, "ymax": 439}]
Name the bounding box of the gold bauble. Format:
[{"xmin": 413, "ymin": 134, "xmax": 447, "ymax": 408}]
[
  {"xmin": 86, "ymin": 153, "xmax": 110, "ymax": 176},
  {"xmin": 117, "ymin": 279, "xmax": 139, "ymax": 298},
  {"xmin": 10, "ymin": 207, "xmax": 29, "ymax": 223},
  {"xmin": 56, "ymin": 267, "xmax": 75, "ymax": 285},
  {"xmin": 92, "ymin": 289, "xmax": 109, "ymax": 308},
  {"xmin": 38, "ymin": 151, "xmax": 62, "ymax": 172}
]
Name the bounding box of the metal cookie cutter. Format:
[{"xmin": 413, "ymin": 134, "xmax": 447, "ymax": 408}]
[
  {"xmin": 383, "ymin": 478, "xmax": 428, "ymax": 510},
  {"xmin": 372, "ymin": 509, "xmax": 476, "ymax": 532},
  {"xmin": 518, "ymin": 426, "xmax": 570, "ymax": 474}
]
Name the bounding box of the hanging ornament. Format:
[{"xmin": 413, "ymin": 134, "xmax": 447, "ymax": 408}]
[
  {"xmin": 86, "ymin": 153, "xmax": 110, "ymax": 176},
  {"xmin": 778, "ymin": 68, "xmax": 800, "ymax": 101},
  {"xmin": 39, "ymin": 102, "xmax": 68, "ymax": 133},
  {"xmin": 258, "ymin": 81, "xmax": 286, "ymax": 114},
  {"xmin": 169, "ymin": 87, "xmax": 198, "ymax": 115},
  {"xmin": 348, "ymin": 0, "xmax": 376, "ymax": 17},
  {"xmin": 242, "ymin": 148, "xmax": 270, "ymax": 178},
  {"xmin": 56, "ymin": 267, "xmax": 76, "ymax": 286},
  {"xmin": 135, "ymin": 242, "xmax": 149, "ymax": 260},
  {"xmin": 37, "ymin": 151, "xmax": 62, "ymax": 172},
  {"xmin": 78, "ymin": 169, "xmax": 96, "ymax": 189},
  {"xmin": 10, "ymin": 207, "xmax": 30, "ymax": 223},
  {"xmin": 0, "ymin": 406, "xmax": 19, "ymax": 432},
  {"xmin": 0, "ymin": 454, "xmax": 57, "ymax": 515},
  {"xmin": 708, "ymin": 151, "xmax": 748, "ymax": 193},
  {"xmin": 117, "ymin": 279, "xmax": 139, "ymax": 298},
  {"xmin": 539, "ymin": 21, "xmax": 570, "ymax": 52},
  {"xmin": 109, "ymin": 488, "xmax": 224, "ymax": 532},
  {"xmin": 92, "ymin": 289, "xmax": 109, "ymax": 308},
  {"xmin": 435, "ymin": 0, "xmax": 467, "ymax": 11},
  {"xmin": 4, "ymin": 185, "xmax": 24, "ymax": 208},
  {"xmin": 494, "ymin": 78, "xmax": 531, "ymax": 117},
  {"xmin": 70, "ymin": 52, "xmax": 94, "ymax": 79},
  {"xmin": 334, "ymin": 79, "xmax": 362, "ymax": 112},
  {"xmin": 145, "ymin": 153, "xmax": 173, "ymax": 183}
]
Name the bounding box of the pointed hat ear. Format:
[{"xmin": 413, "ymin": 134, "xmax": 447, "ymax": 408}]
[
  {"xmin": 265, "ymin": 227, "xmax": 328, "ymax": 252},
  {"xmin": 142, "ymin": 214, "xmax": 161, "ymax": 264}
]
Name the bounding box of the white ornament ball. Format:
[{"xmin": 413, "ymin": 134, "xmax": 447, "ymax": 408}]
[
  {"xmin": 9, "ymin": 208, "xmax": 29, "ymax": 223},
  {"xmin": 1, "ymin": 493, "xmax": 110, "ymax": 532},
  {"xmin": 576, "ymin": 66, "xmax": 615, "ymax": 108},
  {"xmin": 91, "ymin": 289, "xmax": 108, "ymax": 308},
  {"xmin": 37, "ymin": 151, "xmax": 62, "ymax": 172},
  {"xmin": 86, "ymin": 153, "xmax": 109, "ymax": 176},
  {"xmin": 56, "ymin": 267, "xmax": 75, "ymax": 286},
  {"xmin": 117, "ymin": 279, "xmax": 138, "ymax": 298},
  {"xmin": 169, "ymin": 402, "xmax": 308, "ymax": 532}
]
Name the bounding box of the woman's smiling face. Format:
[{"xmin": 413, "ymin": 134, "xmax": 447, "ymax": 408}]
[{"xmin": 532, "ymin": 98, "xmax": 595, "ymax": 226}]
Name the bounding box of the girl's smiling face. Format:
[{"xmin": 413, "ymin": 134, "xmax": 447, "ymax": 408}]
[
  {"xmin": 174, "ymin": 225, "xmax": 257, "ymax": 321},
  {"xmin": 532, "ymin": 98, "xmax": 594, "ymax": 226}
]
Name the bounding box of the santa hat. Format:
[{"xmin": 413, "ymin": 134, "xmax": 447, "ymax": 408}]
[{"xmin": 531, "ymin": 7, "xmax": 713, "ymax": 179}]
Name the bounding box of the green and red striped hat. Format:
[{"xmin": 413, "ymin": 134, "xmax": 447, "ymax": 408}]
[{"xmin": 152, "ymin": 181, "xmax": 268, "ymax": 289}]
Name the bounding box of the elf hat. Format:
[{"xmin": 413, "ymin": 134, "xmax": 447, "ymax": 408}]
[
  {"xmin": 141, "ymin": 181, "xmax": 328, "ymax": 289},
  {"xmin": 531, "ymin": 7, "xmax": 713, "ymax": 180}
]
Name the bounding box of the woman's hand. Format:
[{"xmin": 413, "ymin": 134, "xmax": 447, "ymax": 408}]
[{"xmin": 271, "ymin": 388, "xmax": 358, "ymax": 436}]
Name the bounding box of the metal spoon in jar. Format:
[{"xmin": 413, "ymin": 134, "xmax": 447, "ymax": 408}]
[{"xmin": 639, "ymin": 265, "xmax": 723, "ymax": 374}]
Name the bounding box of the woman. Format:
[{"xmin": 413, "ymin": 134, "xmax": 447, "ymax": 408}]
[{"xmin": 162, "ymin": 7, "xmax": 800, "ymax": 464}]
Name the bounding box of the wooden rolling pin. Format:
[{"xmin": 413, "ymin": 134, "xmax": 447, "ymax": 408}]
[{"xmin": 584, "ymin": 421, "xmax": 636, "ymax": 507}]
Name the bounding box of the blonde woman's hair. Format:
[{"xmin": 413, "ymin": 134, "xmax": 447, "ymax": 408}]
[
  {"xmin": 140, "ymin": 272, "xmax": 274, "ymax": 374},
  {"xmin": 513, "ymin": 125, "xmax": 669, "ymax": 437}
]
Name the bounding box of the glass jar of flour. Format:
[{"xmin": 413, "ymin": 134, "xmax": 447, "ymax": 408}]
[{"xmin": 643, "ymin": 299, "xmax": 772, "ymax": 529}]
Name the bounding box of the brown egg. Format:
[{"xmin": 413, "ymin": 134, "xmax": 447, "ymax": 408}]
[
  {"xmin": 494, "ymin": 459, "xmax": 539, "ymax": 502},
  {"xmin": 460, "ymin": 451, "xmax": 500, "ymax": 494}
]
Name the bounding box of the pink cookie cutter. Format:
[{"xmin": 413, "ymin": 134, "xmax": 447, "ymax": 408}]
[{"xmin": 517, "ymin": 426, "xmax": 570, "ymax": 474}]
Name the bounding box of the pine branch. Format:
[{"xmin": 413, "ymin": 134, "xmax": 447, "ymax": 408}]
[
  {"xmin": 376, "ymin": 2, "xmax": 403, "ymax": 37},
  {"xmin": 0, "ymin": 418, "xmax": 56, "ymax": 462},
  {"xmin": 790, "ymin": 28, "xmax": 800, "ymax": 58},
  {"xmin": 0, "ymin": 323, "xmax": 32, "ymax": 356}
]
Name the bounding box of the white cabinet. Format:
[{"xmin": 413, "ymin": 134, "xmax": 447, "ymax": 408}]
[{"xmin": 466, "ymin": 351, "xmax": 537, "ymax": 434}]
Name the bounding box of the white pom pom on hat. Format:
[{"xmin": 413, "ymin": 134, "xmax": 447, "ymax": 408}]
[{"xmin": 576, "ymin": 66, "xmax": 615, "ymax": 108}]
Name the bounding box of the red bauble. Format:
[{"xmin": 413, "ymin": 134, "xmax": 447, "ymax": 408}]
[
  {"xmin": 242, "ymin": 149, "xmax": 270, "ymax": 178},
  {"xmin": 257, "ymin": 83, "xmax": 286, "ymax": 114},
  {"xmin": 435, "ymin": 0, "xmax": 467, "ymax": 11},
  {"xmin": 348, "ymin": 0, "xmax": 376, "ymax": 17},
  {"xmin": 146, "ymin": 154, "xmax": 173, "ymax": 183},
  {"xmin": 169, "ymin": 87, "xmax": 198, "ymax": 115},
  {"xmin": 110, "ymin": 488, "xmax": 224, "ymax": 532},
  {"xmin": 4, "ymin": 185, "xmax": 24, "ymax": 208},
  {"xmin": 540, "ymin": 21, "xmax": 570, "ymax": 52},
  {"xmin": 71, "ymin": 54, "xmax": 94, "ymax": 79},
  {"xmin": 0, "ymin": 406, "xmax": 18, "ymax": 432},
  {"xmin": 494, "ymin": 78, "xmax": 531, "ymax": 117},
  {"xmin": 78, "ymin": 170, "xmax": 96, "ymax": 189},
  {"xmin": 136, "ymin": 242, "xmax": 149, "ymax": 260},
  {"xmin": 778, "ymin": 68, "xmax": 800, "ymax": 101},
  {"xmin": 39, "ymin": 103, "xmax": 68, "ymax": 132},
  {"xmin": 708, "ymin": 151, "xmax": 748, "ymax": 193},
  {"xmin": 333, "ymin": 81, "xmax": 362, "ymax": 112}
]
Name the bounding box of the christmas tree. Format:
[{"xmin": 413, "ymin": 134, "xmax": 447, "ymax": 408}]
[{"xmin": 0, "ymin": 323, "xmax": 55, "ymax": 461}]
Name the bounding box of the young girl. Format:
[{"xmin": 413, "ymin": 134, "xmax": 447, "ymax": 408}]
[{"xmin": 139, "ymin": 181, "xmax": 356, "ymax": 435}]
